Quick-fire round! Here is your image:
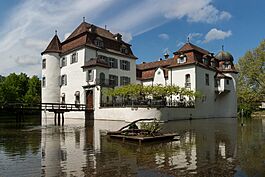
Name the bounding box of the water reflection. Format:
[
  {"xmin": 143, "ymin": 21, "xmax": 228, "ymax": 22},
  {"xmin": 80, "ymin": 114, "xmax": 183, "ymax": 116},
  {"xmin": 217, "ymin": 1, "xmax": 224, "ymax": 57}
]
[{"xmin": 0, "ymin": 118, "xmax": 265, "ymax": 176}]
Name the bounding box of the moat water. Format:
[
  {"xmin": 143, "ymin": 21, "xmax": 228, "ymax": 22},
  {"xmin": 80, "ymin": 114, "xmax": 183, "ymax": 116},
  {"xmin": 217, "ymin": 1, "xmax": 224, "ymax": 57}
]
[{"xmin": 0, "ymin": 117, "xmax": 265, "ymax": 177}]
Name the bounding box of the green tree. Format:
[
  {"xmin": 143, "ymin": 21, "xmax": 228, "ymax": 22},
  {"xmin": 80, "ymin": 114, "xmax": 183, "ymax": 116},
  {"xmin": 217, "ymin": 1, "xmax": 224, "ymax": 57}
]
[
  {"xmin": 236, "ymin": 40, "xmax": 265, "ymax": 115},
  {"xmin": 24, "ymin": 76, "xmax": 41, "ymax": 104},
  {"xmin": 0, "ymin": 73, "xmax": 41, "ymax": 104}
]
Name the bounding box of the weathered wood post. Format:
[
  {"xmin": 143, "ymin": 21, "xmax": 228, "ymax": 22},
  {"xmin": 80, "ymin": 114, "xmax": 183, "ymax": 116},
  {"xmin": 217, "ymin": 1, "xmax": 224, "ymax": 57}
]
[
  {"xmin": 58, "ymin": 112, "xmax": 61, "ymax": 125},
  {"xmin": 62, "ymin": 113, "xmax": 64, "ymax": 126},
  {"xmin": 54, "ymin": 112, "xmax": 57, "ymax": 125}
]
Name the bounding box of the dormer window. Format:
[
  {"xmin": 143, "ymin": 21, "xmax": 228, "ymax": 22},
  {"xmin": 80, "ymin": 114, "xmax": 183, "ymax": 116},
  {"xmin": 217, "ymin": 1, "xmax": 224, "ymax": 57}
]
[
  {"xmin": 94, "ymin": 37, "xmax": 104, "ymax": 48},
  {"xmin": 202, "ymin": 58, "xmax": 208, "ymax": 65},
  {"xmin": 211, "ymin": 60, "xmax": 216, "ymax": 67},
  {"xmin": 120, "ymin": 45, "xmax": 128, "ymax": 54},
  {"xmin": 177, "ymin": 54, "xmax": 187, "ymax": 64},
  {"xmin": 223, "ymin": 61, "xmax": 231, "ymax": 69}
]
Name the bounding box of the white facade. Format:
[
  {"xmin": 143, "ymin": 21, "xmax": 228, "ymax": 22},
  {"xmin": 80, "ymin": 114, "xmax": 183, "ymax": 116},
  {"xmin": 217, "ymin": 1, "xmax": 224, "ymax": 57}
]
[{"xmin": 41, "ymin": 23, "xmax": 237, "ymax": 123}]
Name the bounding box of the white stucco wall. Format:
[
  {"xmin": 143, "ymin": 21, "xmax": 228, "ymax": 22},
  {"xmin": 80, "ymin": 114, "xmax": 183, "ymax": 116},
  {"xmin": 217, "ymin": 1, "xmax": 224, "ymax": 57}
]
[
  {"xmin": 42, "ymin": 53, "xmax": 60, "ymax": 103},
  {"xmin": 60, "ymin": 48, "xmax": 87, "ymax": 105}
]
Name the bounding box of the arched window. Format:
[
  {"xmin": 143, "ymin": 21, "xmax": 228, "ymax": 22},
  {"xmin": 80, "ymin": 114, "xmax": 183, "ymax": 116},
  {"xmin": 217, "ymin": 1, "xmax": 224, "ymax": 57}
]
[
  {"xmin": 185, "ymin": 74, "xmax": 191, "ymax": 88},
  {"xmin": 75, "ymin": 91, "xmax": 80, "ymax": 104},
  {"xmin": 94, "ymin": 37, "xmax": 104, "ymax": 48},
  {"xmin": 99, "ymin": 72, "xmax": 105, "ymax": 85},
  {"xmin": 61, "ymin": 93, "xmax": 65, "ymax": 104}
]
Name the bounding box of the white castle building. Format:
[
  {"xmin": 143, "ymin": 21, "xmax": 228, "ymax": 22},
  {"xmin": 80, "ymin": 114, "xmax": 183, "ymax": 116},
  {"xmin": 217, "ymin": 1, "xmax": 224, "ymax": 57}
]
[{"xmin": 41, "ymin": 20, "xmax": 238, "ymax": 122}]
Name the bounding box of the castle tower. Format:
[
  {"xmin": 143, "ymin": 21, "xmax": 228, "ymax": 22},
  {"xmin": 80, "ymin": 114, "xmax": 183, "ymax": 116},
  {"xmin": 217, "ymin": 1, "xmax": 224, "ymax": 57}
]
[{"xmin": 41, "ymin": 33, "xmax": 61, "ymax": 103}]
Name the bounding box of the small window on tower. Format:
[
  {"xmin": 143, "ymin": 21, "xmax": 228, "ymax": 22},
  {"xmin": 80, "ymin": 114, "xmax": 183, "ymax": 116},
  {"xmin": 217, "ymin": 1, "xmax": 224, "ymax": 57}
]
[
  {"xmin": 42, "ymin": 59, "xmax": 46, "ymax": 69},
  {"xmin": 42, "ymin": 77, "xmax": 46, "ymax": 87}
]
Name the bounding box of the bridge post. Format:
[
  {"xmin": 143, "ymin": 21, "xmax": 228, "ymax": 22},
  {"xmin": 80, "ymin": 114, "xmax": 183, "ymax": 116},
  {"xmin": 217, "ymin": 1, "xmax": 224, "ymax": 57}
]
[
  {"xmin": 62, "ymin": 113, "xmax": 64, "ymax": 126},
  {"xmin": 58, "ymin": 112, "xmax": 61, "ymax": 125},
  {"xmin": 54, "ymin": 113, "xmax": 57, "ymax": 125}
]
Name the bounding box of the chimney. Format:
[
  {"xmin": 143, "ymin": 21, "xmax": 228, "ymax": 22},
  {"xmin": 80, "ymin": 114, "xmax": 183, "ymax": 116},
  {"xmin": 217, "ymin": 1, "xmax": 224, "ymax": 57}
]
[
  {"xmin": 114, "ymin": 33, "xmax": 122, "ymax": 41},
  {"xmin": 164, "ymin": 52, "xmax": 169, "ymax": 59}
]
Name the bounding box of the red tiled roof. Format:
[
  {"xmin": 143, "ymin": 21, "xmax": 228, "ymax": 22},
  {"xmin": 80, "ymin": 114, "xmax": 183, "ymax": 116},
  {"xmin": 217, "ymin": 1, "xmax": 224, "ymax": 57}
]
[
  {"xmin": 82, "ymin": 58, "xmax": 110, "ymax": 68},
  {"xmin": 175, "ymin": 42, "xmax": 210, "ymax": 55},
  {"xmin": 137, "ymin": 58, "xmax": 174, "ymax": 70},
  {"xmin": 41, "ymin": 35, "xmax": 61, "ymax": 55},
  {"xmin": 42, "ymin": 22, "xmax": 137, "ymax": 59}
]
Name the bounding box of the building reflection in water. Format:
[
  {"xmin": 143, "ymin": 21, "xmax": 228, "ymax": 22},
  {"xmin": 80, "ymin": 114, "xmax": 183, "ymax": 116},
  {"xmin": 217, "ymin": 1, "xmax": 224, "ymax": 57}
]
[{"xmin": 40, "ymin": 118, "xmax": 240, "ymax": 176}]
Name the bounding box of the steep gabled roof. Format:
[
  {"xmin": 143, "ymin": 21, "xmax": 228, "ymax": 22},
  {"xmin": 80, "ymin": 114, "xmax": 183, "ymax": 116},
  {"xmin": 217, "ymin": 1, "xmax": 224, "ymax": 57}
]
[
  {"xmin": 137, "ymin": 58, "xmax": 174, "ymax": 70},
  {"xmin": 175, "ymin": 42, "xmax": 210, "ymax": 55},
  {"xmin": 41, "ymin": 35, "xmax": 61, "ymax": 55},
  {"xmin": 66, "ymin": 22, "xmax": 91, "ymax": 41},
  {"xmin": 65, "ymin": 22, "xmax": 117, "ymax": 42}
]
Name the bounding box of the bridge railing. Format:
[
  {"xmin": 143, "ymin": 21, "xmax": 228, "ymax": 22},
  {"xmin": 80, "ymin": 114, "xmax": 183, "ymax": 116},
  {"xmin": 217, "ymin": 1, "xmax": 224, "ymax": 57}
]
[{"xmin": 0, "ymin": 102, "xmax": 90, "ymax": 112}]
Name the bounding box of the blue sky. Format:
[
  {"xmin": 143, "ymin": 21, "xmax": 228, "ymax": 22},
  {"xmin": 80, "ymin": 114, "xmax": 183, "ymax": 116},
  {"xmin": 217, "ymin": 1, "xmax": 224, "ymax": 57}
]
[{"xmin": 0, "ymin": 0, "xmax": 264, "ymax": 76}]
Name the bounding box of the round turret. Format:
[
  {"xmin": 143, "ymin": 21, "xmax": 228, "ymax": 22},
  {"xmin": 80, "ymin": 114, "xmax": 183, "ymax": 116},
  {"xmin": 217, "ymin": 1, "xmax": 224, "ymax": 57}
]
[
  {"xmin": 41, "ymin": 34, "xmax": 62, "ymax": 103},
  {"xmin": 215, "ymin": 51, "xmax": 234, "ymax": 62}
]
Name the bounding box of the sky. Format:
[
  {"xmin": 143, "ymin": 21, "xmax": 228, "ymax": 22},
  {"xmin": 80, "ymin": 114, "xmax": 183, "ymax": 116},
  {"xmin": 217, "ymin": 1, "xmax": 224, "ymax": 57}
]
[{"xmin": 0, "ymin": 0, "xmax": 264, "ymax": 76}]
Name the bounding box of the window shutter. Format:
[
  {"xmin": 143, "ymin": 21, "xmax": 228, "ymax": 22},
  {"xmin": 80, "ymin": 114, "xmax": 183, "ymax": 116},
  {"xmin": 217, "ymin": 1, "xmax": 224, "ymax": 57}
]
[
  {"xmin": 127, "ymin": 61, "xmax": 130, "ymax": 70},
  {"xmin": 128, "ymin": 77, "xmax": 131, "ymax": 84},
  {"xmin": 65, "ymin": 75, "xmax": 67, "ymax": 85},
  {"xmin": 86, "ymin": 71, "xmax": 89, "ymax": 82},
  {"xmin": 59, "ymin": 76, "xmax": 62, "ymax": 86},
  {"xmin": 60, "ymin": 59, "xmax": 62, "ymax": 68},
  {"xmin": 114, "ymin": 59, "xmax": 118, "ymax": 68},
  {"xmin": 76, "ymin": 53, "xmax": 78, "ymax": 62},
  {"xmin": 120, "ymin": 60, "xmax": 122, "ymax": 69}
]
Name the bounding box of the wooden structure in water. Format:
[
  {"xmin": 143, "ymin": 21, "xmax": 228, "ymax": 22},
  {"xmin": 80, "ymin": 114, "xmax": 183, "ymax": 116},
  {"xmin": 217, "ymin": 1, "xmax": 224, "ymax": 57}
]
[
  {"xmin": 108, "ymin": 133, "xmax": 179, "ymax": 145},
  {"xmin": 0, "ymin": 102, "xmax": 93, "ymax": 125},
  {"xmin": 107, "ymin": 118, "xmax": 179, "ymax": 144}
]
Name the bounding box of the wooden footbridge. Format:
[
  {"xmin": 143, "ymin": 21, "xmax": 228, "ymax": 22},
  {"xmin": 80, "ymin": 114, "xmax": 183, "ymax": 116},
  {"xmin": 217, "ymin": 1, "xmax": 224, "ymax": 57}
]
[{"xmin": 0, "ymin": 102, "xmax": 93, "ymax": 125}]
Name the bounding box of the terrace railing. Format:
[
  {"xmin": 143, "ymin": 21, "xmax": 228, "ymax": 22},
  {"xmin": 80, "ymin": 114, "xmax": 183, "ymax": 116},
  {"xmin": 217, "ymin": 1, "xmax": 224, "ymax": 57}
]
[{"xmin": 100, "ymin": 99, "xmax": 195, "ymax": 108}]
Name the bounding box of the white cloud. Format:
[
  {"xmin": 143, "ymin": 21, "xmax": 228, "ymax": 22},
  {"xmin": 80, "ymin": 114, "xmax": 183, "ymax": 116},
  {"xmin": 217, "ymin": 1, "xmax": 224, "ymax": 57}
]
[
  {"xmin": 0, "ymin": 0, "xmax": 231, "ymax": 76},
  {"xmin": 187, "ymin": 33, "xmax": 203, "ymax": 42},
  {"xmin": 64, "ymin": 32, "xmax": 71, "ymax": 40},
  {"xmin": 203, "ymin": 28, "xmax": 232, "ymax": 43},
  {"xmin": 15, "ymin": 55, "xmax": 40, "ymax": 66},
  {"xmin": 158, "ymin": 33, "xmax": 169, "ymax": 40},
  {"xmin": 120, "ymin": 32, "xmax": 132, "ymax": 43}
]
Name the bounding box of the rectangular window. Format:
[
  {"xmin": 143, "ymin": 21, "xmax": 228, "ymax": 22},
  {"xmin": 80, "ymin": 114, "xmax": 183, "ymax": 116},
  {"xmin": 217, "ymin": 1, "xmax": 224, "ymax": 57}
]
[
  {"xmin": 42, "ymin": 59, "xmax": 46, "ymax": 69},
  {"xmin": 120, "ymin": 76, "xmax": 130, "ymax": 86},
  {"xmin": 108, "ymin": 57, "xmax": 118, "ymax": 68},
  {"xmin": 109, "ymin": 74, "xmax": 118, "ymax": 86},
  {"xmin": 214, "ymin": 79, "xmax": 220, "ymax": 87},
  {"xmin": 86, "ymin": 70, "xmax": 93, "ymax": 82},
  {"xmin": 120, "ymin": 60, "xmax": 130, "ymax": 70},
  {"xmin": 61, "ymin": 75, "xmax": 67, "ymax": 86},
  {"xmin": 226, "ymin": 79, "xmax": 230, "ymax": 85},
  {"xmin": 71, "ymin": 53, "xmax": 78, "ymax": 64},
  {"xmin": 98, "ymin": 55, "xmax": 108, "ymax": 63},
  {"xmin": 61, "ymin": 57, "xmax": 67, "ymax": 67},
  {"xmin": 42, "ymin": 77, "xmax": 46, "ymax": 87},
  {"xmin": 205, "ymin": 74, "xmax": 209, "ymax": 86}
]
